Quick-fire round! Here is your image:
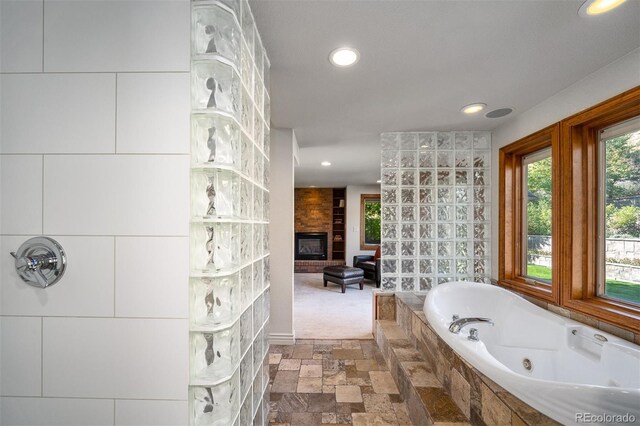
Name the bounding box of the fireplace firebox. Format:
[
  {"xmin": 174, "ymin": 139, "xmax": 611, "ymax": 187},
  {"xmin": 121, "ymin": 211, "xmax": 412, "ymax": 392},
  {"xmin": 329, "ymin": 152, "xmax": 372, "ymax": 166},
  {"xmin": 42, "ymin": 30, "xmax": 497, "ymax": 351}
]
[{"xmin": 295, "ymin": 232, "xmax": 328, "ymax": 260}]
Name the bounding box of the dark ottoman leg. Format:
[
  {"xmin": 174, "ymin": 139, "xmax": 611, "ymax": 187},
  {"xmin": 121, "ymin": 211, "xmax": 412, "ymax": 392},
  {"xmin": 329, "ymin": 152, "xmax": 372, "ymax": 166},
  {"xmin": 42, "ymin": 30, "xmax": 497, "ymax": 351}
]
[
  {"xmin": 342, "ymin": 283, "xmax": 346, "ymax": 293},
  {"xmin": 359, "ymin": 279, "xmax": 363, "ymax": 290},
  {"xmin": 324, "ymin": 279, "xmax": 327, "ymax": 287}
]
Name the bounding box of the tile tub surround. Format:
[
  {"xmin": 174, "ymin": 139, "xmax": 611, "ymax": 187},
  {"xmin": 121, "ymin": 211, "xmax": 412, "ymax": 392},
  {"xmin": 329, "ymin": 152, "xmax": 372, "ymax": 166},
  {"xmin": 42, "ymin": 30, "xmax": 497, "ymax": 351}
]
[{"xmin": 375, "ymin": 292, "xmax": 559, "ymax": 426}]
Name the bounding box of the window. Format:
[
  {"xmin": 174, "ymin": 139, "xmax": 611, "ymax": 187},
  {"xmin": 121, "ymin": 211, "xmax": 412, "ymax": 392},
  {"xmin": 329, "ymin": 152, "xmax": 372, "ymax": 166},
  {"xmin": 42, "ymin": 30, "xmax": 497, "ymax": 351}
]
[{"xmin": 360, "ymin": 194, "xmax": 381, "ymax": 250}]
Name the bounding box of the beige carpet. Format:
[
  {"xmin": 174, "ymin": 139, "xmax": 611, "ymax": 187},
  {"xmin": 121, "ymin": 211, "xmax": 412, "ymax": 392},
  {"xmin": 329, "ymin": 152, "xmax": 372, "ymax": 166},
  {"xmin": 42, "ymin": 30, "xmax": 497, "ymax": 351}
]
[{"xmin": 294, "ymin": 273, "xmax": 375, "ymax": 339}]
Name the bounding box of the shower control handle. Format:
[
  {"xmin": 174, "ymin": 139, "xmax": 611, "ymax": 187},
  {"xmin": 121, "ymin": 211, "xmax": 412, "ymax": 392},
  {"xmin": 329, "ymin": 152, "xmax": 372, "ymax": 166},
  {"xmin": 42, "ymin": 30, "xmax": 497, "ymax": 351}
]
[{"xmin": 9, "ymin": 237, "xmax": 67, "ymax": 288}]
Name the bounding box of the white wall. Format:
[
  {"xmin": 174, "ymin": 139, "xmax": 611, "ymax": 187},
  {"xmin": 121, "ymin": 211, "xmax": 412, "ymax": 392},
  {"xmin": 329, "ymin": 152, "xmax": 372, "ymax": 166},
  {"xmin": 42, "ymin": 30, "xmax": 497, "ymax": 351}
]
[
  {"xmin": 490, "ymin": 48, "xmax": 640, "ymax": 277},
  {"xmin": 268, "ymin": 129, "xmax": 296, "ymax": 344},
  {"xmin": 346, "ymin": 184, "xmax": 381, "ymax": 265},
  {"xmin": 0, "ymin": 1, "xmax": 190, "ymax": 424}
]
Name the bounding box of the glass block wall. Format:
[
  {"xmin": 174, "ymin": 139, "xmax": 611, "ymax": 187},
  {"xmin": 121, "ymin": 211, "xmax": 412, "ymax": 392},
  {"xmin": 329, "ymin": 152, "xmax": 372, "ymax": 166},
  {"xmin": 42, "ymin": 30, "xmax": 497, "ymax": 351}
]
[
  {"xmin": 380, "ymin": 132, "xmax": 491, "ymax": 291},
  {"xmin": 190, "ymin": 1, "xmax": 270, "ymax": 425}
]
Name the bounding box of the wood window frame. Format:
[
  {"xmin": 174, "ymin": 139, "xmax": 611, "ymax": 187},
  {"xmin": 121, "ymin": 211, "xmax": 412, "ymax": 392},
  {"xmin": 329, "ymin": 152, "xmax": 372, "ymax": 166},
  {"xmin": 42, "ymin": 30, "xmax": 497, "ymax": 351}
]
[
  {"xmin": 499, "ymin": 124, "xmax": 561, "ymax": 304},
  {"xmin": 360, "ymin": 194, "xmax": 381, "ymax": 250}
]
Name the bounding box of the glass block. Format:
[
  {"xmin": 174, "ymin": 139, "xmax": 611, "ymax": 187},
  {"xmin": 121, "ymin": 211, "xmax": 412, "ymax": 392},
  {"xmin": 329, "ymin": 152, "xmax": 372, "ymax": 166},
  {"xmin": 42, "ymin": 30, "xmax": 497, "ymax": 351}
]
[
  {"xmin": 241, "ymin": 134, "xmax": 253, "ymax": 177},
  {"xmin": 254, "ymin": 34, "xmax": 264, "ymax": 79},
  {"xmin": 473, "ymin": 132, "xmax": 490, "ymax": 149},
  {"xmin": 474, "ymin": 259, "xmax": 487, "ymax": 275},
  {"xmin": 401, "ymin": 224, "xmax": 416, "ymax": 239},
  {"xmin": 437, "ymin": 206, "xmax": 451, "ymax": 221},
  {"xmin": 240, "ymin": 392, "xmax": 252, "ymax": 426},
  {"xmin": 254, "ymin": 81, "xmax": 263, "ymax": 123},
  {"xmin": 262, "ymin": 224, "xmax": 269, "ymax": 254},
  {"xmin": 420, "ymin": 259, "xmax": 433, "ymax": 275},
  {"xmin": 254, "ymin": 110, "xmax": 264, "ymax": 151},
  {"xmin": 400, "ymin": 151, "xmax": 417, "ymax": 168},
  {"xmin": 401, "ymin": 241, "xmax": 415, "ymax": 257},
  {"xmin": 419, "ymin": 277, "xmax": 433, "ymax": 291},
  {"xmin": 263, "ymin": 191, "xmax": 270, "ymax": 222},
  {"xmin": 438, "ymin": 277, "xmax": 452, "ymax": 285},
  {"xmin": 382, "ymin": 206, "xmax": 397, "ymax": 222},
  {"xmin": 455, "ymin": 152, "xmax": 471, "ymax": 168},
  {"xmin": 241, "ymin": 88, "xmax": 253, "ymax": 137},
  {"xmin": 437, "ymin": 152, "xmax": 452, "ymax": 168},
  {"xmin": 419, "ymin": 152, "xmax": 434, "ymax": 168},
  {"xmin": 456, "ymin": 205, "xmax": 471, "ymax": 221},
  {"xmin": 420, "ymin": 241, "xmax": 434, "ymax": 257},
  {"xmin": 401, "ymin": 260, "xmax": 415, "ymax": 274},
  {"xmin": 455, "ymin": 132, "xmax": 472, "ymax": 149},
  {"xmin": 399, "ymin": 133, "xmax": 418, "ymax": 150},
  {"xmin": 382, "ymin": 241, "xmax": 397, "ymax": 257},
  {"xmin": 438, "ymin": 241, "xmax": 452, "ymax": 257},
  {"xmin": 253, "ymin": 149, "xmax": 263, "ymax": 185},
  {"xmin": 456, "ymin": 224, "xmax": 469, "ymax": 240},
  {"xmin": 253, "ymin": 187, "xmax": 264, "ymax": 221},
  {"xmin": 382, "ymin": 259, "xmax": 397, "ymax": 274},
  {"xmin": 190, "ymin": 323, "xmax": 240, "ymax": 383},
  {"xmin": 382, "ymin": 224, "xmax": 397, "ymax": 239},
  {"xmin": 240, "ymin": 307, "xmax": 252, "ymax": 354},
  {"xmin": 382, "ymin": 169, "xmax": 398, "ymax": 186},
  {"xmin": 455, "ymin": 187, "xmax": 469, "ymax": 203},
  {"xmin": 240, "ymin": 351, "xmax": 252, "ymax": 400},
  {"xmin": 263, "ymin": 256, "xmax": 271, "ymax": 289},
  {"xmin": 437, "ymin": 133, "xmax": 452, "ymax": 149},
  {"xmin": 438, "ymin": 259, "xmax": 453, "ymax": 275},
  {"xmin": 253, "ymin": 294, "xmax": 263, "ymax": 339},
  {"xmin": 252, "ymin": 261, "xmax": 263, "ymax": 298},
  {"xmin": 474, "ymin": 205, "xmax": 488, "ymax": 221},
  {"xmin": 263, "ymin": 159, "xmax": 270, "ymax": 189},
  {"xmin": 381, "ymin": 133, "xmax": 399, "ymax": 150},
  {"xmin": 264, "ymin": 93, "xmax": 271, "ymax": 127},
  {"xmin": 262, "ymin": 288, "xmax": 270, "ymax": 323},
  {"xmin": 263, "ymin": 127, "xmax": 270, "ymax": 159},
  {"xmin": 191, "ymin": 275, "xmax": 240, "ymax": 328},
  {"xmin": 419, "ymin": 206, "xmax": 434, "ymax": 222},
  {"xmin": 419, "ymin": 188, "xmax": 433, "ymax": 204},
  {"xmin": 437, "ymin": 171, "xmax": 451, "ymax": 186},
  {"xmin": 419, "ymin": 170, "xmax": 433, "ymax": 186},
  {"xmin": 192, "ymin": 60, "xmax": 241, "ymax": 116},
  {"xmin": 457, "ymin": 259, "xmax": 470, "ymax": 275},
  {"xmin": 401, "ymin": 206, "xmax": 415, "ymax": 221},
  {"xmin": 437, "ymin": 188, "xmax": 452, "ymax": 203},
  {"xmin": 253, "ymin": 329, "xmax": 263, "ymax": 373},
  {"xmin": 193, "ymin": 4, "xmax": 241, "ymax": 65},
  {"xmin": 474, "ymin": 241, "xmax": 488, "ymax": 257},
  {"xmin": 456, "ymin": 241, "xmax": 470, "ymax": 257},
  {"xmin": 252, "ymin": 368, "xmax": 263, "ymax": 419},
  {"xmin": 401, "ymin": 277, "xmax": 415, "ymax": 291},
  {"xmin": 192, "ymin": 169, "xmax": 241, "ymax": 219},
  {"xmin": 240, "ymin": 178, "xmax": 252, "ymax": 219},
  {"xmin": 241, "ymin": 1, "xmax": 255, "ymax": 57},
  {"xmin": 473, "ymin": 170, "xmax": 486, "ymax": 186},
  {"xmin": 192, "ymin": 114, "xmax": 240, "ymax": 168},
  {"xmin": 382, "ymin": 188, "xmax": 397, "ymax": 204},
  {"xmin": 401, "ymin": 188, "xmax": 416, "ymax": 204},
  {"xmin": 455, "ymin": 171, "xmax": 468, "ymax": 186},
  {"xmin": 190, "ymin": 375, "xmax": 240, "ymax": 426},
  {"xmin": 191, "ymin": 223, "xmax": 240, "ymax": 273},
  {"xmin": 401, "ymin": 170, "xmax": 416, "ymax": 186},
  {"xmin": 419, "ymin": 223, "xmax": 433, "ymax": 239},
  {"xmin": 474, "ymin": 187, "xmax": 488, "ymax": 203},
  {"xmin": 381, "ymin": 277, "xmax": 397, "ymax": 291},
  {"xmin": 437, "ymin": 223, "xmax": 453, "ymax": 240},
  {"xmin": 418, "ymin": 133, "xmax": 435, "ymax": 149},
  {"xmin": 474, "ymin": 223, "xmax": 488, "ymax": 239},
  {"xmin": 381, "ymin": 150, "xmax": 399, "ymax": 168},
  {"xmin": 473, "ymin": 151, "xmax": 490, "ymax": 168},
  {"xmin": 253, "ymin": 223, "xmax": 263, "ymax": 258},
  {"xmin": 240, "ymin": 266, "xmax": 252, "ymax": 311},
  {"xmin": 240, "ymin": 40, "xmax": 252, "ymax": 90}
]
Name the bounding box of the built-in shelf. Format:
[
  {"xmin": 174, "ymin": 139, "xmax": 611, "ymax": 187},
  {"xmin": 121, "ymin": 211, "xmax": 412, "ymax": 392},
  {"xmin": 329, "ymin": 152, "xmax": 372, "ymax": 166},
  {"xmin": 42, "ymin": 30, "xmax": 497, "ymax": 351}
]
[{"xmin": 332, "ymin": 188, "xmax": 346, "ymax": 261}]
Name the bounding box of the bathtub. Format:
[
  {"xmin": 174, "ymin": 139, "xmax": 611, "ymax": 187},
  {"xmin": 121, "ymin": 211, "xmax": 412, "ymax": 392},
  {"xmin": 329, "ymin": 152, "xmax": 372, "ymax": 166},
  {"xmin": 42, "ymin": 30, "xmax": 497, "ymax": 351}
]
[{"xmin": 424, "ymin": 282, "xmax": 640, "ymax": 426}]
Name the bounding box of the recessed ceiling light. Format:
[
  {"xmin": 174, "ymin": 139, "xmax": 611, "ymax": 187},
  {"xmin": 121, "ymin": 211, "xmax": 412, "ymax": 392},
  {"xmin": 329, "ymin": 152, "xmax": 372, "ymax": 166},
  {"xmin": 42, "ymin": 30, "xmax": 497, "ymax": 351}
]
[
  {"xmin": 579, "ymin": 0, "xmax": 626, "ymax": 16},
  {"xmin": 485, "ymin": 108, "xmax": 513, "ymax": 118},
  {"xmin": 461, "ymin": 103, "xmax": 486, "ymax": 114},
  {"xmin": 329, "ymin": 47, "xmax": 359, "ymax": 67},
  {"xmin": 376, "ymin": 180, "xmax": 381, "ymax": 183},
  {"xmin": 321, "ymin": 161, "xmax": 331, "ymax": 166}
]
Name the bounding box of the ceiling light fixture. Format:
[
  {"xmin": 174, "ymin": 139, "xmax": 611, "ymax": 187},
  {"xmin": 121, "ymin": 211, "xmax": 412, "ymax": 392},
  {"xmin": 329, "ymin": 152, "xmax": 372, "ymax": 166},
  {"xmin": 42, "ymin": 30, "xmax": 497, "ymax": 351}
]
[
  {"xmin": 321, "ymin": 161, "xmax": 331, "ymax": 166},
  {"xmin": 579, "ymin": 0, "xmax": 626, "ymax": 16},
  {"xmin": 485, "ymin": 108, "xmax": 513, "ymax": 118},
  {"xmin": 461, "ymin": 103, "xmax": 486, "ymax": 114},
  {"xmin": 329, "ymin": 47, "xmax": 359, "ymax": 67},
  {"xmin": 376, "ymin": 180, "xmax": 381, "ymax": 183}
]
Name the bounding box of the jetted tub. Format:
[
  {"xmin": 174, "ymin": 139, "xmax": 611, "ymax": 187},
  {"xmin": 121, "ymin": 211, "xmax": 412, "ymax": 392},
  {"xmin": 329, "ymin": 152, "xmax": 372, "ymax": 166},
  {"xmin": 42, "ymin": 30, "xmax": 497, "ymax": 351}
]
[{"xmin": 424, "ymin": 282, "xmax": 640, "ymax": 426}]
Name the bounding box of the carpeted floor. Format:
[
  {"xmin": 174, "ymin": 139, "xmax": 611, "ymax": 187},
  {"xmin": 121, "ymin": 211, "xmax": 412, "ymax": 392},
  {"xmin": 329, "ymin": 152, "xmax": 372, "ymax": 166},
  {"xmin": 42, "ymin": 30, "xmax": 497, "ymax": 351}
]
[{"xmin": 294, "ymin": 273, "xmax": 375, "ymax": 340}]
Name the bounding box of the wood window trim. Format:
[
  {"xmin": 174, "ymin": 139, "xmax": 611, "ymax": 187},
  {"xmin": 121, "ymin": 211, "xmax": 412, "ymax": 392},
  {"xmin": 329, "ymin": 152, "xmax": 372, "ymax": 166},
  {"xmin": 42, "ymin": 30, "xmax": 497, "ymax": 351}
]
[
  {"xmin": 360, "ymin": 194, "xmax": 381, "ymax": 251},
  {"xmin": 499, "ymin": 123, "xmax": 561, "ymax": 304}
]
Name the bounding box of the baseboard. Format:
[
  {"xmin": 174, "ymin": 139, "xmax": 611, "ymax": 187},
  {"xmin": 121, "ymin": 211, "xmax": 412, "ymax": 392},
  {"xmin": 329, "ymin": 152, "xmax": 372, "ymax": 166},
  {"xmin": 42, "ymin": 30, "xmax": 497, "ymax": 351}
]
[{"xmin": 269, "ymin": 332, "xmax": 296, "ymax": 345}]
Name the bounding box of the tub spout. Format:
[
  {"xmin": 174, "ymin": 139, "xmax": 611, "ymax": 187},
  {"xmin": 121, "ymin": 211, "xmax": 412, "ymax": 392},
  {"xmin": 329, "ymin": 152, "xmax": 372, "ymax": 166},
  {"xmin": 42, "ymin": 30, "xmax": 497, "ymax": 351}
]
[{"xmin": 449, "ymin": 317, "xmax": 494, "ymax": 334}]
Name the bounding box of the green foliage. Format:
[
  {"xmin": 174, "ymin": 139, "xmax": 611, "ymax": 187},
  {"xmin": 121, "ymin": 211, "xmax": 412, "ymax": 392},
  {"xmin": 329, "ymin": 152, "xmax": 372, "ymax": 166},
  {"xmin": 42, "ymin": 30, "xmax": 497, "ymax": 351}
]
[
  {"xmin": 604, "ymin": 135, "xmax": 640, "ymax": 200},
  {"xmin": 364, "ymin": 200, "xmax": 381, "ymax": 244},
  {"xmin": 526, "ymin": 156, "xmax": 552, "ymax": 235},
  {"xmin": 527, "ymin": 199, "xmax": 552, "ymax": 235},
  {"xmin": 606, "ymin": 205, "xmax": 640, "ymax": 238}
]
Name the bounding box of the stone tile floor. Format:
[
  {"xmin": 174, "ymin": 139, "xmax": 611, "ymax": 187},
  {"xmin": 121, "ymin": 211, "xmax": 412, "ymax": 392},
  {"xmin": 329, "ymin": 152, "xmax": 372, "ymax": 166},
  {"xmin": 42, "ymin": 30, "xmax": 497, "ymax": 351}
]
[{"xmin": 268, "ymin": 339, "xmax": 413, "ymax": 426}]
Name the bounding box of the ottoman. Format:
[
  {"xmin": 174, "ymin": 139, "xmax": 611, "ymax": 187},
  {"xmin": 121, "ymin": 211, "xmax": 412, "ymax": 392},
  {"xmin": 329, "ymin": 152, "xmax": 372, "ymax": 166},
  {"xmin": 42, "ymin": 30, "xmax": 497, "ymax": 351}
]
[{"xmin": 323, "ymin": 266, "xmax": 365, "ymax": 293}]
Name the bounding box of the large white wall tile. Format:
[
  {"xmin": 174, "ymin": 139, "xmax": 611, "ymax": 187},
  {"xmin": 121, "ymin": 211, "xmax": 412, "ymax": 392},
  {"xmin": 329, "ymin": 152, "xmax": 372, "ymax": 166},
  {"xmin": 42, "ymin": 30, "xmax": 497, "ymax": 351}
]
[
  {"xmin": 116, "ymin": 73, "xmax": 190, "ymax": 154},
  {"xmin": 115, "ymin": 400, "xmax": 188, "ymax": 426},
  {"xmin": 43, "ymin": 318, "xmax": 188, "ymax": 399},
  {"xmin": 0, "ymin": 74, "xmax": 116, "ymax": 154},
  {"xmin": 115, "ymin": 237, "xmax": 188, "ymax": 318},
  {"xmin": 1, "ymin": 236, "xmax": 114, "ymax": 316},
  {"xmin": 0, "ymin": 397, "xmax": 114, "ymax": 426},
  {"xmin": 43, "ymin": 155, "xmax": 189, "ymax": 236},
  {"xmin": 1, "ymin": 156, "xmax": 43, "ymax": 234},
  {"xmin": 0, "ymin": 0, "xmax": 43, "ymax": 72},
  {"xmin": 0, "ymin": 317, "xmax": 41, "ymax": 396},
  {"xmin": 44, "ymin": 0, "xmax": 189, "ymax": 72}
]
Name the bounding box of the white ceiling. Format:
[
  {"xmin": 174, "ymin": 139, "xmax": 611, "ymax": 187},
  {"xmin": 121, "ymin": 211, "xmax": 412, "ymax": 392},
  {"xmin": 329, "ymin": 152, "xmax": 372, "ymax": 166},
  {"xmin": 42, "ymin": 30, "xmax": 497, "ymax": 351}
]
[{"xmin": 250, "ymin": 0, "xmax": 640, "ymax": 187}]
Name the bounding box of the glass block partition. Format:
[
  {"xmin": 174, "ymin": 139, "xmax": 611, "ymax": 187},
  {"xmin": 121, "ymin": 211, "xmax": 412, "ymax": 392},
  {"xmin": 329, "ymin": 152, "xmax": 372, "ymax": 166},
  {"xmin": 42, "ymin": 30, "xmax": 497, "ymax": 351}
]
[
  {"xmin": 380, "ymin": 132, "xmax": 491, "ymax": 291},
  {"xmin": 190, "ymin": 1, "xmax": 270, "ymax": 425}
]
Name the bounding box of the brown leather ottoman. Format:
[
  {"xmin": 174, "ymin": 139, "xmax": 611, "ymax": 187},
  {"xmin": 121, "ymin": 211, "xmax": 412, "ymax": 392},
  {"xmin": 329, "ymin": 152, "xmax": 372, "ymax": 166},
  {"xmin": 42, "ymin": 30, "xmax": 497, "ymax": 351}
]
[{"xmin": 323, "ymin": 266, "xmax": 365, "ymax": 293}]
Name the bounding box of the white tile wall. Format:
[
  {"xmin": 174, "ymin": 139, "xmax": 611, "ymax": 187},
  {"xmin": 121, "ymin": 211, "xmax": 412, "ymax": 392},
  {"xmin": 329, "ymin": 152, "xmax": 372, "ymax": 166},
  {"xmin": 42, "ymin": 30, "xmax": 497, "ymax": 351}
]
[
  {"xmin": 1, "ymin": 236, "xmax": 114, "ymax": 317},
  {"xmin": 0, "ymin": 317, "xmax": 41, "ymax": 397},
  {"xmin": 115, "ymin": 237, "xmax": 189, "ymax": 318},
  {"xmin": 44, "ymin": 0, "xmax": 190, "ymax": 72},
  {"xmin": 0, "ymin": 156, "xmax": 43, "ymax": 234},
  {"xmin": 0, "ymin": 74, "xmax": 116, "ymax": 154},
  {"xmin": 43, "ymin": 318, "xmax": 188, "ymax": 400},
  {"xmin": 116, "ymin": 73, "xmax": 190, "ymax": 154},
  {"xmin": 115, "ymin": 400, "xmax": 188, "ymax": 426},
  {"xmin": 0, "ymin": 397, "xmax": 114, "ymax": 426},
  {"xmin": 43, "ymin": 155, "xmax": 189, "ymax": 236},
  {"xmin": 0, "ymin": 0, "xmax": 43, "ymax": 73}
]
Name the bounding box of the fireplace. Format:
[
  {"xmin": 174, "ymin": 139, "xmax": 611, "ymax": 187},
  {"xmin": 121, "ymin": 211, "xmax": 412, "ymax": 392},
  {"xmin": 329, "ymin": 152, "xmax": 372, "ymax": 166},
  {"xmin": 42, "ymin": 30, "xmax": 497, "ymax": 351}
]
[{"xmin": 295, "ymin": 232, "xmax": 328, "ymax": 260}]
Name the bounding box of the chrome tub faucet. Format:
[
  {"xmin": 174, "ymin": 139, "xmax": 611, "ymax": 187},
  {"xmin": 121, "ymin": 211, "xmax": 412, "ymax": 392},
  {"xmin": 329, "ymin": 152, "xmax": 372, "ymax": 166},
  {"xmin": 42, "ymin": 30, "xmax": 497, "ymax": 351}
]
[{"xmin": 449, "ymin": 316, "xmax": 494, "ymax": 334}]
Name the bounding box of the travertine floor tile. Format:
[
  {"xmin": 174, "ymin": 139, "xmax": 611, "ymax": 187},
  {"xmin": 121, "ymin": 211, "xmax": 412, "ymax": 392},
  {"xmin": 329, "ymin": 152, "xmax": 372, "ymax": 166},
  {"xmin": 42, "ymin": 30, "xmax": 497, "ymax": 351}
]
[
  {"xmin": 298, "ymin": 377, "xmax": 323, "ymax": 393},
  {"xmin": 272, "ymin": 370, "xmax": 299, "ymax": 393},
  {"xmin": 336, "ymin": 385, "xmax": 363, "ymax": 403},
  {"xmin": 300, "ymin": 364, "xmax": 323, "ymax": 378},
  {"xmin": 279, "ymin": 358, "xmax": 302, "ymax": 371},
  {"xmin": 293, "ymin": 344, "xmax": 314, "ymax": 359},
  {"xmin": 270, "ymin": 353, "xmax": 283, "ymax": 364},
  {"xmin": 370, "ymin": 371, "xmax": 400, "ymax": 394}
]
